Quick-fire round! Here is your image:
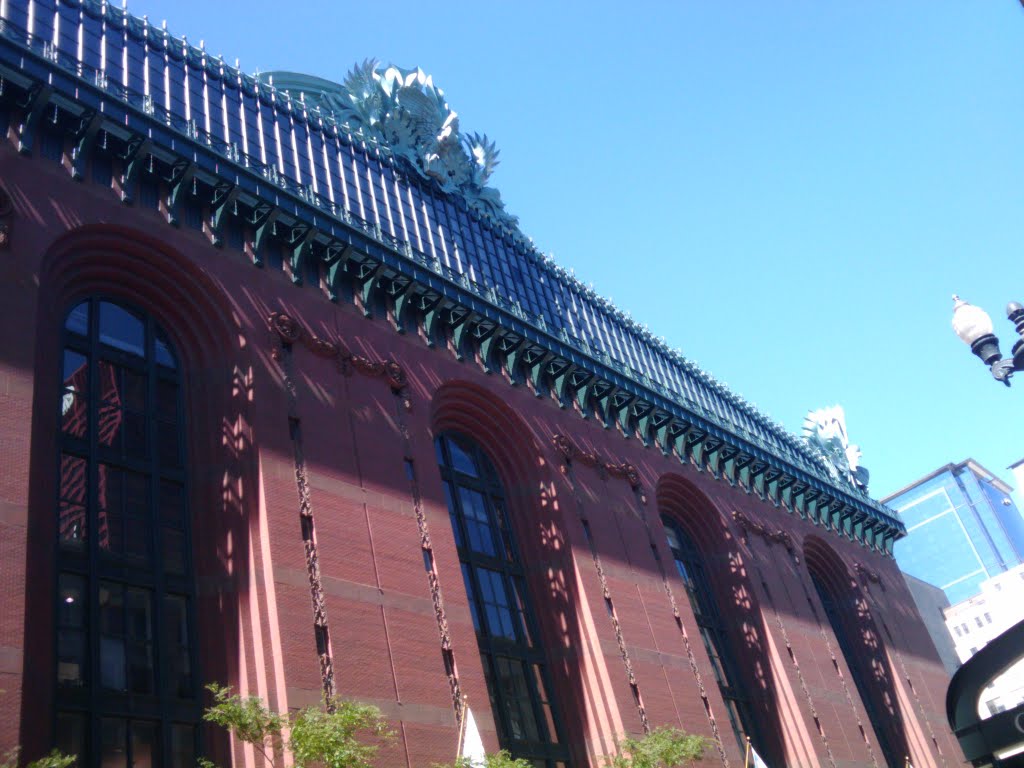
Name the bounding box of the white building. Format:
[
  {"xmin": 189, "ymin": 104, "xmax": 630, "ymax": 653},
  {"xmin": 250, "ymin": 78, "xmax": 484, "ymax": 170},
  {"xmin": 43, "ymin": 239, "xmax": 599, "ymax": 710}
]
[{"xmin": 944, "ymin": 562, "xmax": 1024, "ymax": 717}]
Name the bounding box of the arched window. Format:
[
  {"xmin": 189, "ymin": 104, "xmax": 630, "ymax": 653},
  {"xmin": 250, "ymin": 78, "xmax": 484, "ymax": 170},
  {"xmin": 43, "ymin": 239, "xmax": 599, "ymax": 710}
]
[
  {"xmin": 662, "ymin": 516, "xmax": 762, "ymax": 757},
  {"xmin": 808, "ymin": 571, "xmax": 900, "ymax": 768},
  {"xmin": 435, "ymin": 433, "xmax": 569, "ymax": 767},
  {"xmin": 55, "ymin": 299, "xmax": 198, "ymax": 767}
]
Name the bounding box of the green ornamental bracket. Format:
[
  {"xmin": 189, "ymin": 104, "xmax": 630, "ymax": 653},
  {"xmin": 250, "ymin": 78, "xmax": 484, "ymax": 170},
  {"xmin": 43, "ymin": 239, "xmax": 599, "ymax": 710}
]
[
  {"xmin": 688, "ymin": 431, "xmax": 707, "ymax": 470},
  {"xmin": 70, "ymin": 110, "xmax": 103, "ymax": 181},
  {"xmin": 450, "ymin": 313, "xmax": 480, "ymax": 360},
  {"xmin": 17, "ymin": 82, "xmax": 53, "ymax": 155},
  {"xmin": 250, "ymin": 205, "xmax": 280, "ymax": 266},
  {"xmin": 527, "ymin": 351, "xmax": 556, "ymax": 396},
  {"xmin": 610, "ymin": 391, "xmax": 637, "ymax": 435},
  {"xmin": 289, "ymin": 225, "xmax": 318, "ymax": 286},
  {"xmin": 479, "ymin": 330, "xmax": 521, "ymax": 374},
  {"xmin": 209, "ymin": 183, "xmax": 241, "ymax": 247},
  {"xmin": 705, "ymin": 440, "xmax": 724, "ymax": 477},
  {"xmin": 165, "ymin": 159, "xmax": 197, "ymax": 227},
  {"xmin": 355, "ymin": 260, "xmax": 382, "ymax": 316},
  {"xmin": 325, "ymin": 243, "xmax": 356, "ymax": 301},
  {"xmin": 119, "ymin": 136, "xmax": 153, "ymax": 204},
  {"xmin": 592, "ymin": 385, "xmax": 621, "ymax": 430},
  {"xmin": 552, "ymin": 365, "xmax": 582, "ymax": 409}
]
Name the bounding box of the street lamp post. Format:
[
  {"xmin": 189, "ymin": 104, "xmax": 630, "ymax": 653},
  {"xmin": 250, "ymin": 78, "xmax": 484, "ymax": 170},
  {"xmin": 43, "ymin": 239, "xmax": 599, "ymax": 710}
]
[{"xmin": 951, "ymin": 295, "xmax": 1024, "ymax": 386}]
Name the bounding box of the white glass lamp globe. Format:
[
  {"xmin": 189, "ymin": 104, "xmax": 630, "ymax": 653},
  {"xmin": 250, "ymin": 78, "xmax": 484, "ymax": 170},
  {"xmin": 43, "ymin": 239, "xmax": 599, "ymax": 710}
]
[{"xmin": 952, "ymin": 295, "xmax": 994, "ymax": 346}]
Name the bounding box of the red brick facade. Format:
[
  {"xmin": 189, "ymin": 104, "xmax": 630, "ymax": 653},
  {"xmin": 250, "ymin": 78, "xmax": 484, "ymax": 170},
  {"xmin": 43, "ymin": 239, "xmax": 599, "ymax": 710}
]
[{"xmin": 0, "ymin": 130, "xmax": 962, "ymax": 767}]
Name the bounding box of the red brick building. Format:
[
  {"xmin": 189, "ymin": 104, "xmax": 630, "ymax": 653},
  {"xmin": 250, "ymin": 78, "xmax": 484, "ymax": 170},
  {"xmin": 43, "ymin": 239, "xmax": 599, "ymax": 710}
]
[{"xmin": 0, "ymin": 2, "xmax": 961, "ymax": 766}]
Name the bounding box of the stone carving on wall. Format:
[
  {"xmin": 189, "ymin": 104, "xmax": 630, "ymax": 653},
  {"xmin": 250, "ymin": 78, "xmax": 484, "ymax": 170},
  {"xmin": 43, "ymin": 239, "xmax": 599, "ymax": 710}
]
[
  {"xmin": 266, "ymin": 64, "xmax": 516, "ymax": 231},
  {"xmin": 852, "ymin": 561, "xmax": 883, "ymax": 586},
  {"xmin": 731, "ymin": 510, "xmax": 799, "ymax": 561},
  {"xmin": 552, "ymin": 433, "xmax": 642, "ymax": 489},
  {"xmin": 268, "ymin": 311, "xmax": 408, "ymax": 395},
  {"xmin": 802, "ymin": 405, "xmax": 869, "ymax": 492}
]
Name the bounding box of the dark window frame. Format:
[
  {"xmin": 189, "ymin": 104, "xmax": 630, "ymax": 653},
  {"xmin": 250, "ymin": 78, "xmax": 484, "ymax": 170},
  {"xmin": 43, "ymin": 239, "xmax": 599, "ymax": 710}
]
[
  {"xmin": 55, "ymin": 297, "xmax": 200, "ymax": 767},
  {"xmin": 436, "ymin": 433, "xmax": 570, "ymax": 767},
  {"xmin": 661, "ymin": 515, "xmax": 763, "ymax": 758}
]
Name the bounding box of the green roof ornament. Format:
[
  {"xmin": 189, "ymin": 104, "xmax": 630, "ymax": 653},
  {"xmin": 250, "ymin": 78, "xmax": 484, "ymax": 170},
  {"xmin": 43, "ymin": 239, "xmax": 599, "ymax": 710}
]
[
  {"xmin": 802, "ymin": 405, "xmax": 870, "ymax": 492},
  {"xmin": 265, "ymin": 63, "xmax": 516, "ymax": 228}
]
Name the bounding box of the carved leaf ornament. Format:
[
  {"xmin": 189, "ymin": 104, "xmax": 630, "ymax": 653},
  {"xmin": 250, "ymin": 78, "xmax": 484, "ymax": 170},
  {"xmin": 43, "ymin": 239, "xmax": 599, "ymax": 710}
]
[{"xmin": 268, "ymin": 63, "xmax": 516, "ymax": 230}]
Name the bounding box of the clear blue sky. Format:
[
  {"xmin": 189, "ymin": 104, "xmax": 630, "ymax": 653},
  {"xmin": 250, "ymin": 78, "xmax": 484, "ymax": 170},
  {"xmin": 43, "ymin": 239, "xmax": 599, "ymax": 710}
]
[{"xmin": 135, "ymin": 0, "xmax": 1024, "ymax": 500}]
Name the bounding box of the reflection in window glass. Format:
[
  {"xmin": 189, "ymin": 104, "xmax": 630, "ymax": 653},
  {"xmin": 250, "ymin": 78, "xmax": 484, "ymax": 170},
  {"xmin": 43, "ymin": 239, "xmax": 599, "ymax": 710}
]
[
  {"xmin": 57, "ymin": 573, "xmax": 86, "ymax": 687},
  {"xmin": 59, "ymin": 454, "xmax": 88, "ymax": 547},
  {"xmin": 99, "ymin": 302, "xmax": 145, "ymax": 357},
  {"xmin": 65, "ymin": 301, "xmax": 90, "ymax": 336},
  {"xmin": 61, "ymin": 349, "xmax": 89, "ymax": 436},
  {"xmin": 57, "ymin": 299, "xmax": 198, "ymax": 764}
]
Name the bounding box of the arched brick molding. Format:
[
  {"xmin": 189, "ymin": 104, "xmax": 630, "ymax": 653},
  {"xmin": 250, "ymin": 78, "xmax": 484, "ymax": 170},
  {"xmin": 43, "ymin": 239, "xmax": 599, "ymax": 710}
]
[
  {"xmin": 430, "ymin": 380, "xmax": 588, "ymax": 765},
  {"xmin": 804, "ymin": 535, "xmax": 910, "ymax": 768},
  {"xmin": 656, "ymin": 473, "xmax": 786, "ymax": 766}
]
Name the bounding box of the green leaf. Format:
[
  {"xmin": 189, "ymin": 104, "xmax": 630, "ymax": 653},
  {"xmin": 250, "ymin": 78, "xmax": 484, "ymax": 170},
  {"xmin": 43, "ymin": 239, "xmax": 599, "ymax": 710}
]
[
  {"xmin": 607, "ymin": 726, "xmax": 710, "ymax": 768},
  {"xmin": 288, "ymin": 697, "xmax": 393, "ymax": 768},
  {"xmin": 202, "ymin": 683, "xmax": 287, "ymax": 766}
]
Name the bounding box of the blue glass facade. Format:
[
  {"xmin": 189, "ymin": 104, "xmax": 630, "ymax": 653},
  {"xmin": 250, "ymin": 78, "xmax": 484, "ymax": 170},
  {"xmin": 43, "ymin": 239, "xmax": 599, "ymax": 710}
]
[{"xmin": 886, "ymin": 462, "xmax": 1024, "ymax": 604}]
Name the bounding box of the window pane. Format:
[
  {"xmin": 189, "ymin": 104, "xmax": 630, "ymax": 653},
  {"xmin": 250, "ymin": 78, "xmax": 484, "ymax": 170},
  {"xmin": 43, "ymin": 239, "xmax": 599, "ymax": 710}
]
[
  {"xmin": 99, "ymin": 584, "xmax": 126, "ymax": 691},
  {"xmin": 126, "ymin": 589, "xmax": 154, "ymax": 694},
  {"xmin": 56, "ymin": 629, "xmax": 86, "ymax": 687},
  {"xmin": 495, "ymin": 657, "xmax": 540, "ymax": 742},
  {"xmin": 443, "ymin": 480, "xmax": 462, "ymax": 548},
  {"xmin": 158, "ymin": 422, "xmax": 181, "ymax": 467},
  {"xmin": 163, "ymin": 528, "xmax": 186, "ymax": 574},
  {"xmin": 61, "ymin": 349, "xmax": 88, "ymax": 438},
  {"xmin": 99, "ymin": 302, "xmax": 145, "ymax": 357},
  {"xmin": 459, "ymin": 488, "xmax": 496, "ymax": 556},
  {"xmin": 156, "ymin": 378, "xmax": 178, "ymax": 422},
  {"xmin": 170, "ymin": 725, "xmax": 195, "ymax": 768},
  {"xmin": 462, "ymin": 564, "xmax": 481, "ymax": 633},
  {"xmin": 491, "ymin": 498, "xmax": 514, "ymax": 558},
  {"xmin": 58, "ymin": 574, "xmax": 86, "ymax": 627},
  {"xmin": 65, "ymin": 301, "xmax": 90, "ymax": 336},
  {"xmin": 98, "ymin": 465, "xmax": 122, "ymax": 555},
  {"xmin": 155, "ymin": 328, "xmax": 177, "ymax": 369},
  {"xmin": 131, "ymin": 721, "xmax": 157, "ymax": 768},
  {"xmin": 448, "ymin": 438, "xmax": 479, "ymax": 478},
  {"xmin": 100, "ymin": 720, "xmax": 127, "ymax": 768},
  {"xmin": 100, "ymin": 718, "xmax": 127, "ymax": 768},
  {"xmin": 533, "ymin": 665, "xmax": 558, "ymax": 742},
  {"xmin": 122, "ymin": 369, "xmax": 146, "ymax": 411},
  {"xmin": 59, "ymin": 454, "xmax": 88, "ymax": 548},
  {"xmin": 56, "ymin": 712, "xmax": 87, "ymax": 763},
  {"xmin": 126, "ymin": 589, "xmax": 153, "ymax": 641},
  {"xmin": 164, "ymin": 595, "xmax": 192, "ymax": 697},
  {"xmin": 160, "ymin": 481, "xmax": 186, "ymax": 526}
]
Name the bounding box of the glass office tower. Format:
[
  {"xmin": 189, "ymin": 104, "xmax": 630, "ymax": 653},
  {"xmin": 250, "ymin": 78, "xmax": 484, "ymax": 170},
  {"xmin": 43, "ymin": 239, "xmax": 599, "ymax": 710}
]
[{"xmin": 884, "ymin": 460, "xmax": 1024, "ymax": 605}]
